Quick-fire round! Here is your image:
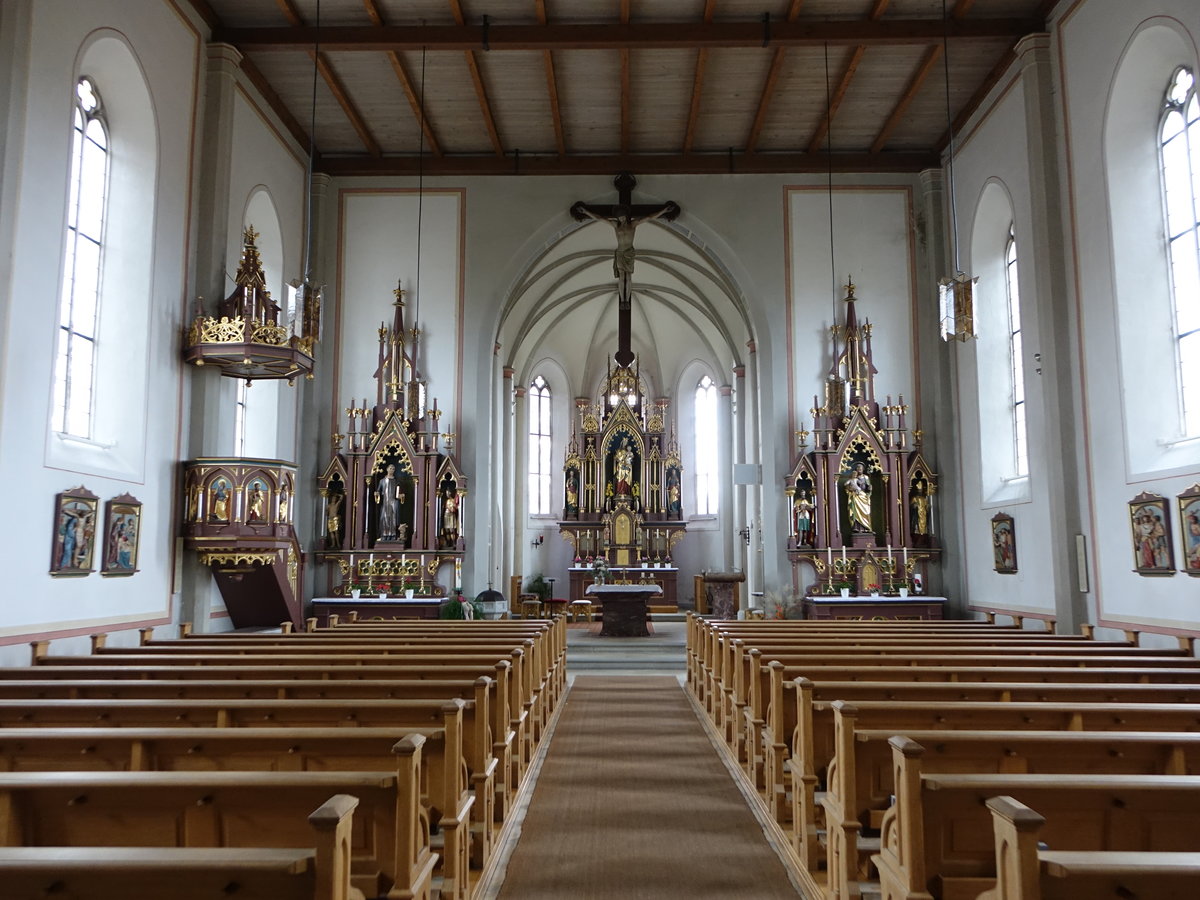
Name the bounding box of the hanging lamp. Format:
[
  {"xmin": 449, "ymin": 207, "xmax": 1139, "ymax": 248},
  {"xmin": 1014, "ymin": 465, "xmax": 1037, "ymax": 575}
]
[{"xmin": 937, "ymin": 0, "xmax": 978, "ymax": 342}]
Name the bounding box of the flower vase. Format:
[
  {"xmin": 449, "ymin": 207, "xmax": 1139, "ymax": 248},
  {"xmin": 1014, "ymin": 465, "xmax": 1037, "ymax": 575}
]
[
  {"xmin": 350, "ymin": 588, "xmax": 361, "ymax": 599},
  {"xmin": 405, "ymin": 588, "xmax": 415, "ymax": 600},
  {"xmin": 840, "ymin": 587, "xmax": 851, "ymax": 598},
  {"xmin": 899, "ymin": 587, "xmax": 909, "ymax": 598}
]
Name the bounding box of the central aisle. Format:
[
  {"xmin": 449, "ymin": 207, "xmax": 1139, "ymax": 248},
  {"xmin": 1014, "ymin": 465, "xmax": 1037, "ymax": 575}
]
[{"xmin": 494, "ymin": 675, "xmax": 804, "ymax": 899}]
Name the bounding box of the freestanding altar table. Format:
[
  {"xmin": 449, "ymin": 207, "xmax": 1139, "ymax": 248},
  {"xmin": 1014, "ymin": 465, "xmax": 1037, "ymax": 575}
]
[{"xmin": 585, "ymin": 584, "xmax": 663, "ymax": 636}]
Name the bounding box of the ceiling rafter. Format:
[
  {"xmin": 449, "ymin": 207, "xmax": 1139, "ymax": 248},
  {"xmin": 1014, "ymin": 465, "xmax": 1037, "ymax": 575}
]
[
  {"xmin": 534, "ymin": 0, "xmax": 566, "ymax": 157},
  {"xmin": 238, "ymin": 52, "xmax": 316, "ymax": 154},
  {"xmin": 743, "ymin": 0, "xmax": 806, "ymax": 155},
  {"xmin": 682, "ymin": 0, "xmax": 719, "ymax": 154},
  {"xmin": 870, "ymin": 44, "xmax": 943, "ymax": 153},
  {"xmin": 274, "ymin": 0, "xmax": 380, "ymax": 156},
  {"xmin": 363, "ymin": 0, "xmax": 443, "ymax": 157},
  {"xmin": 218, "ymin": 18, "xmax": 1044, "ymax": 52},
  {"xmin": 448, "ymin": 0, "xmax": 504, "ymax": 157},
  {"xmin": 317, "ymin": 149, "xmax": 938, "ymax": 178},
  {"xmin": 805, "ymin": 0, "xmax": 888, "ymax": 154}
]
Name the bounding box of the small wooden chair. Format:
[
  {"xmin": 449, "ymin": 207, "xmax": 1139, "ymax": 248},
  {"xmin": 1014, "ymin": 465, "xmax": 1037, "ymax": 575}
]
[
  {"xmin": 518, "ymin": 594, "xmax": 543, "ymax": 619},
  {"xmin": 569, "ymin": 599, "xmax": 594, "ymax": 623}
]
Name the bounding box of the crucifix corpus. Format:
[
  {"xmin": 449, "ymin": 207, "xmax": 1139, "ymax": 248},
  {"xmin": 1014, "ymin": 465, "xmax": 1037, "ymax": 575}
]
[{"xmin": 571, "ymin": 172, "xmax": 680, "ymax": 367}]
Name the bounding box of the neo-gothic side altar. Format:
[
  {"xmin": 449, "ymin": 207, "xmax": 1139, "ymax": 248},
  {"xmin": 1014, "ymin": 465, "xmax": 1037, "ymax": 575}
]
[
  {"xmin": 315, "ymin": 284, "xmax": 467, "ymax": 602},
  {"xmin": 786, "ymin": 281, "xmax": 941, "ymax": 599}
]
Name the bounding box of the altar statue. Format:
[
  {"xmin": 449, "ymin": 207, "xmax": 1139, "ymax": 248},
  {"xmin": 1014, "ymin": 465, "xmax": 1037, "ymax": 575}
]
[
  {"xmin": 843, "ymin": 462, "xmax": 873, "ymax": 534},
  {"xmin": 375, "ymin": 463, "xmax": 406, "ymax": 542}
]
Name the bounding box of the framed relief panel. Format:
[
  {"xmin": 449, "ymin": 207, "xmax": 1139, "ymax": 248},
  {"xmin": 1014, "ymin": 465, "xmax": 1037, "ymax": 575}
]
[
  {"xmin": 101, "ymin": 494, "xmax": 141, "ymax": 576},
  {"xmin": 991, "ymin": 512, "xmax": 1017, "ymax": 574},
  {"xmin": 1178, "ymin": 484, "xmax": 1200, "ymax": 576},
  {"xmin": 1129, "ymin": 491, "xmax": 1174, "ymax": 576},
  {"xmin": 51, "ymin": 486, "xmax": 99, "ymax": 576}
]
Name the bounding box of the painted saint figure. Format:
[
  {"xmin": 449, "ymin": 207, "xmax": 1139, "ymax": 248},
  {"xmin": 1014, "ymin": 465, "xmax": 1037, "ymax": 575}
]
[
  {"xmin": 442, "ymin": 489, "xmax": 459, "ymax": 544},
  {"xmin": 375, "ymin": 463, "xmax": 405, "ymax": 543},
  {"xmin": 247, "ymin": 483, "xmax": 265, "ymax": 522},
  {"xmin": 614, "ymin": 438, "xmax": 634, "ymax": 495},
  {"xmin": 210, "ymin": 479, "xmax": 230, "ymax": 522},
  {"xmin": 325, "ymin": 492, "xmax": 343, "ymax": 550},
  {"xmin": 843, "ymin": 462, "xmax": 873, "ymax": 534},
  {"xmin": 910, "ymin": 479, "xmax": 930, "ymax": 535}
]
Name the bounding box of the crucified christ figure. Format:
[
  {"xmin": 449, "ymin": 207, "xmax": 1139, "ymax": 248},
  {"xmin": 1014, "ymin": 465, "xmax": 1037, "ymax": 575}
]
[
  {"xmin": 570, "ymin": 173, "xmax": 680, "ymax": 308},
  {"xmin": 571, "ymin": 173, "xmax": 681, "ymax": 367}
]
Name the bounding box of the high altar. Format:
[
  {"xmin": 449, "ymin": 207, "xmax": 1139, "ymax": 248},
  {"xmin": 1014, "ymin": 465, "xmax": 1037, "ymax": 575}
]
[
  {"xmin": 786, "ymin": 281, "xmax": 940, "ymax": 599},
  {"xmin": 559, "ymin": 360, "xmax": 687, "ymax": 606},
  {"xmin": 314, "ymin": 285, "xmax": 466, "ymax": 608}
]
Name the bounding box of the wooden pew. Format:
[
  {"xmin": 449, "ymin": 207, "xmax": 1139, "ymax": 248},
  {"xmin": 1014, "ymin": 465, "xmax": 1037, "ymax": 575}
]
[
  {"xmin": 874, "ymin": 737, "xmax": 1200, "ymax": 900},
  {"xmin": 26, "ymin": 649, "xmax": 540, "ymax": 791},
  {"xmin": 822, "ymin": 718, "xmax": 1200, "ymax": 900},
  {"xmin": 0, "ymin": 692, "xmax": 498, "ymax": 867},
  {"xmin": 978, "ymin": 796, "xmax": 1200, "ymax": 900},
  {"xmin": 0, "ymin": 749, "xmax": 436, "ymax": 900},
  {"xmin": 0, "ymin": 725, "xmax": 474, "ymax": 900},
  {"xmin": 0, "ymin": 794, "xmax": 358, "ymax": 900},
  {"xmin": 785, "ymin": 677, "xmax": 1200, "ymax": 866}
]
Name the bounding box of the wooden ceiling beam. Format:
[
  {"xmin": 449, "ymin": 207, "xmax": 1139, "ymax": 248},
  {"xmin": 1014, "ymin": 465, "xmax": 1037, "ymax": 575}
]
[
  {"xmin": 807, "ymin": 45, "xmax": 865, "ymax": 154},
  {"xmin": 238, "ymin": 53, "xmax": 316, "ymax": 154},
  {"xmin": 364, "ymin": 0, "xmax": 443, "ymax": 157},
  {"xmin": 317, "ymin": 149, "xmax": 939, "ymax": 177},
  {"xmin": 620, "ymin": 0, "xmax": 631, "ymax": 155},
  {"xmin": 952, "ymin": 0, "xmax": 976, "ymax": 19},
  {"xmin": 275, "ymin": 0, "xmax": 381, "ymax": 156},
  {"xmin": 448, "ymin": 0, "xmax": 505, "ymax": 157},
  {"xmin": 218, "ymin": 18, "xmax": 1045, "ymax": 52},
  {"xmin": 535, "ymin": 0, "xmax": 566, "ymax": 157},
  {"xmin": 744, "ymin": 1, "xmax": 806, "ymax": 155},
  {"xmin": 805, "ymin": 1, "xmax": 885, "ymax": 155},
  {"xmin": 870, "ymin": 43, "xmax": 942, "ymax": 153},
  {"xmin": 682, "ymin": 0, "xmax": 719, "ymax": 154}
]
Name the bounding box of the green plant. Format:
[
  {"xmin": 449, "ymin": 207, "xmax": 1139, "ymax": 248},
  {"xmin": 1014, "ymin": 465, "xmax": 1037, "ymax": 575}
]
[
  {"xmin": 440, "ymin": 591, "xmax": 484, "ymax": 619},
  {"xmin": 524, "ymin": 573, "xmax": 551, "ymax": 602}
]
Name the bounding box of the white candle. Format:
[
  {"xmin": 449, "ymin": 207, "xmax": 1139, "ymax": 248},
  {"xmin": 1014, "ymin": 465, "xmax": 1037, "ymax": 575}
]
[
  {"xmin": 903, "ymin": 546, "xmax": 908, "ymax": 568},
  {"xmin": 841, "ymin": 545, "xmax": 847, "ymax": 562},
  {"xmin": 826, "ymin": 546, "xmax": 832, "ymax": 567}
]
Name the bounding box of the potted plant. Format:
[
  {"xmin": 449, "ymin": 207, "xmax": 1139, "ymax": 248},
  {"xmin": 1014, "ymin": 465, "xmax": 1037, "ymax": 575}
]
[
  {"xmin": 525, "ymin": 573, "xmax": 552, "ymax": 604},
  {"xmin": 440, "ymin": 589, "xmax": 483, "ymax": 619}
]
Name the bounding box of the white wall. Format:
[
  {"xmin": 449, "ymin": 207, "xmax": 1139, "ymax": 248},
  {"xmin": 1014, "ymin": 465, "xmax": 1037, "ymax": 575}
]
[
  {"xmin": 0, "ymin": 0, "xmax": 201, "ymax": 663},
  {"xmin": 1058, "ymin": 0, "xmax": 1200, "ymax": 640}
]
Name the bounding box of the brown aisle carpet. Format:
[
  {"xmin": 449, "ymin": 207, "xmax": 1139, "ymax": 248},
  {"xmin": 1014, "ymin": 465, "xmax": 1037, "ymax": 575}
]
[{"xmin": 496, "ymin": 676, "xmax": 802, "ymax": 899}]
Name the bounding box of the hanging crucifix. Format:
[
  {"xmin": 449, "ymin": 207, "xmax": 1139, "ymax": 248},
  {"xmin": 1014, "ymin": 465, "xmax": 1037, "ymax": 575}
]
[{"xmin": 571, "ymin": 172, "xmax": 680, "ymax": 367}]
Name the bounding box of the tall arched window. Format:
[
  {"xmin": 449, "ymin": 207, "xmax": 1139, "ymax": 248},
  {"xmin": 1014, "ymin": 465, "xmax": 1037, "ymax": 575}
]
[
  {"xmin": 1005, "ymin": 225, "xmax": 1029, "ymax": 476},
  {"xmin": 53, "ymin": 76, "xmax": 109, "ymax": 438},
  {"xmin": 694, "ymin": 375, "xmax": 719, "ymax": 515},
  {"xmin": 1160, "ymin": 66, "xmax": 1200, "ymax": 437},
  {"xmin": 527, "ymin": 375, "xmax": 552, "ymax": 514}
]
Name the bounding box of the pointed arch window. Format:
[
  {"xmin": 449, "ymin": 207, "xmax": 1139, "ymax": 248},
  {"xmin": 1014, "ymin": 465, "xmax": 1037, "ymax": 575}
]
[
  {"xmin": 1160, "ymin": 66, "xmax": 1200, "ymax": 437},
  {"xmin": 1004, "ymin": 225, "xmax": 1029, "ymax": 476},
  {"xmin": 694, "ymin": 375, "xmax": 719, "ymax": 515},
  {"xmin": 54, "ymin": 76, "xmax": 109, "ymax": 437},
  {"xmin": 528, "ymin": 375, "xmax": 552, "ymax": 515}
]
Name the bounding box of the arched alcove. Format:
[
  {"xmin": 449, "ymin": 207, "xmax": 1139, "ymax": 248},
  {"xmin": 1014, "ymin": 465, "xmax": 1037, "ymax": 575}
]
[
  {"xmin": 46, "ymin": 30, "xmax": 158, "ymax": 481},
  {"xmin": 1104, "ymin": 19, "xmax": 1199, "ymax": 475}
]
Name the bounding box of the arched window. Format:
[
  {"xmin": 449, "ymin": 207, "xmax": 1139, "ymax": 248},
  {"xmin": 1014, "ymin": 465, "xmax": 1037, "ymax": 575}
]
[
  {"xmin": 53, "ymin": 76, "xmax": 109, "ymax": 437},
  {"xmin": 1160, "ymin": 66, "xmax": 1200, "ymax": 437},
  {"xmin": 694, "ymin": 375, "xmax": 719, "ymax": 515},
  {"xmin": 1005, "ymin": 225, "xmax": 1029, "ymax": 476},
  {"xmin": 527, "ymin": 375, "xmax": 552, "ymax": 515}
]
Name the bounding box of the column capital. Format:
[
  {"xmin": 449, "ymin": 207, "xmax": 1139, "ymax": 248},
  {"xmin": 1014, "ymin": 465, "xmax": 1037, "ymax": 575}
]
[
  {"xmin": 719, "ymin": 384, "xmax": 734, "ymax": 397},
  {"xmin": 1014, "ymin": 32, "xmax": 1052, "ymax": 65},
  {"xmin": 206, "ymin": 42, "xmax": 244, "ymax": 71},
  {"xmin": 746, "ymin": 340, "xmax": 757, "ymax": 354},
  {"xmin": 514, "ymin": 386, "xmax": 527, "ymax": 399},
  {"xmin": 919, "ymin": 168, "xmax": 944, "ymax": 191},
  {"xmin": 733, "ymin": 365, "xmax": 746, "ymax": 380},
  {"xmin": 502, "ymin": 366, "xmax": 514, "ymax": 379}
]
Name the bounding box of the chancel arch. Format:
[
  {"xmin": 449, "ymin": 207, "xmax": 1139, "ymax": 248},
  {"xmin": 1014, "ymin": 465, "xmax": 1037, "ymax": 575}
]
[{"xmin": 494, "ymin": 188, "xmax": 759, "ymax": 598}]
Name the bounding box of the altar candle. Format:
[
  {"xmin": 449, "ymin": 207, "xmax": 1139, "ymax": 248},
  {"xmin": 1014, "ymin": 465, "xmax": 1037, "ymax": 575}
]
[
  {"xmin": 826, "ymin": 546, "xmax": 832, "ymax": 567},
  {"xmin": 841, "ymin": 545, "xmax": 847, "ymax": 562},
  {"xmin": 903, "ymin": 546, "xmax": 908, "ymax": 568}
]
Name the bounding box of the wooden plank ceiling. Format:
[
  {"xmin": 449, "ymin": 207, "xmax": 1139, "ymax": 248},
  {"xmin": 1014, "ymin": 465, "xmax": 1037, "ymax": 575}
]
[{"xmin": 194, "ymin": 0, "xmax": 1053, "ymax": 176}]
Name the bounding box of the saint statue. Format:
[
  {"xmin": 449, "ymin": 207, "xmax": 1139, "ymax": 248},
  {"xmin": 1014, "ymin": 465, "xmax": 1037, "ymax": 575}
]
[
  {"xmin": 910, "ymin": 480, "xmax": 930, "ymax": 536},
  {"xmin": 565, "ymin": 468, "xmax": 579, "ymax": 515},
  {"xmin": 614, "ymin": 438, "xmax": 634, "ymax": 495},
  {"xmin": 325, "ymin": 491, "xmax": 343, "ymax": 550},
  {"xmin": 210, "ymin": 479, "xmax": 230, "ymax": 522},
  {"xmin": 793, "ymin": 491, "xmax": 815, "ymax": 546},
  {"xmin": 441, "ymin": 489, "xmax": 459, "ymax": 546},
  {"xmin": 375, "ymin": 463, "xmax": 406, "ymax": 542},
  {"xmin": 843, "ymin": 462, "xmax": 873, "ymax": 534}
]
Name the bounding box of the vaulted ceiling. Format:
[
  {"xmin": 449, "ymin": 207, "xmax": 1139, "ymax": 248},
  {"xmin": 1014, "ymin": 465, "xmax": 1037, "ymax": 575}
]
[{"xmin": 191, "ymin": 0, "xmax": 1054, "ymax": 176}]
